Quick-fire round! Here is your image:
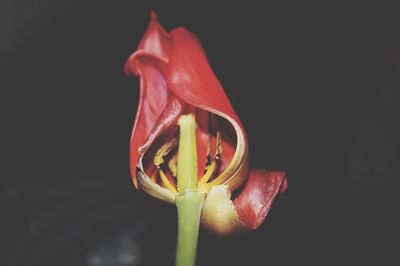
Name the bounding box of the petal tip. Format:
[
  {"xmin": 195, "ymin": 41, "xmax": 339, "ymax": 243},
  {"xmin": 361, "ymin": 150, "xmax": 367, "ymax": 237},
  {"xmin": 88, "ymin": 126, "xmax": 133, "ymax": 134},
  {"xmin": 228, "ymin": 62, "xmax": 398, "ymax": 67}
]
[
  {"xmin": 124, "ymin": 55, "xmax": 135, "ymax": 76},
  {"xmin": 150, "ymin": 10, "xmax": 158, "ymax": 21},
  {"xmin": 280, "ymin": 175, "xmax": 288, "ymax": 192}
]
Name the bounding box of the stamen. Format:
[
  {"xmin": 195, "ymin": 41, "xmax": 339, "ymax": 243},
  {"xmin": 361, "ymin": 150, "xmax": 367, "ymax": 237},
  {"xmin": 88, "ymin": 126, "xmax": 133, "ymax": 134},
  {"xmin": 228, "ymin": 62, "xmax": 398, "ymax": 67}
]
[
  {"xmin": 205, "ymin": 136, "xmax": 212, "ymax": 168},
  {"xmin": 198, "ymin": 160, "xmax": 216, "ymax": 185},
  {"xmin": 159, "ymin": 169, "xmax": 177, "ymax": 192},
  {"xmin": 153, "ymin": 138, "xmax": 178, "ymax": 191},
  {"xmin": 198, "ymin": 131, "xmax": 223, "ymax": 186},
  {"xmin": 215, "ymin": 131, "xmax": 223, "ymax": 159},
  {"xmin": 154, "ymin": 138, "xmax": 178, "ymax": 168},
  {"xmin": 151, "ymin": 113, "xmax": 226, "ymax": 192}
]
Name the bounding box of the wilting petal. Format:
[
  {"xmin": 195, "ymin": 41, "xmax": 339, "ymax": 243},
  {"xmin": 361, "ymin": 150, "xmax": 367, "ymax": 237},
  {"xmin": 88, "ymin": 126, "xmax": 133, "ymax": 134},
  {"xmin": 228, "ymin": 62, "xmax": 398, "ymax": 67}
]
[
  {"xmin": 201, "ymin": 170, "xmax": 286, "ymax": 235},
  {"xmin": 201, "ymin": 185, "xmax": 245, "ymax": 236},
  {"xmin": 233, "ymin": 170, "xmax": 287, "ymax": 229}
]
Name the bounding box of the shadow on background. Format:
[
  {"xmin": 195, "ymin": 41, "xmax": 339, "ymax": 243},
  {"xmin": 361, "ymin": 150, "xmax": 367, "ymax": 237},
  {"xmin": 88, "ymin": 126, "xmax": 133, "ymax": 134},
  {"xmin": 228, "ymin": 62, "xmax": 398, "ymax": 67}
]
[{"xmin": 1, "ymin": 1, "xmax": 399, "ymax": 265}]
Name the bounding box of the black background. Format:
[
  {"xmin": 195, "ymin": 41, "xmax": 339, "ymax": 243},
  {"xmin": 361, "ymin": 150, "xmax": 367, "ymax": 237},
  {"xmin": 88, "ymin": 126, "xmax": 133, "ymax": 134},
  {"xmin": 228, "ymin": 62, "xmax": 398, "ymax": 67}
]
[{"xmin": 1, "ymin": 1, "xmax": 399, "ymax": 265}]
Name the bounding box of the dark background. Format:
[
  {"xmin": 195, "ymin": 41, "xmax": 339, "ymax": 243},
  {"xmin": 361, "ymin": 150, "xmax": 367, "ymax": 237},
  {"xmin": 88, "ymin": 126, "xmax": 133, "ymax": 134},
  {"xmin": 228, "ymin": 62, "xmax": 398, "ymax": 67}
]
[{"xmin": 1, "ymin": 1, "xmax": 399, "ymax": 265}]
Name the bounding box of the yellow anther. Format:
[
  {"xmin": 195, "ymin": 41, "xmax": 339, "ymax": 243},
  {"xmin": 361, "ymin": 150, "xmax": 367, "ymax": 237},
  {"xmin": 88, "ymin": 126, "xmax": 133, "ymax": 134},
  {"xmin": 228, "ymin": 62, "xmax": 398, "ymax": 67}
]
[
  {"xmin": 154, "ymin": 138, "xmax": 178, "ymax": 168},
  {"xmin": 168, "ymin": 155, "xmax": 178, "ymax": 177},
  {"xmin": 159, "ymin": 169, "xmax": 177, "ymax": 192},
  {"xmin": 198, "ymin": 130, "xmax": 223, "ymax": 187},
  {"xmin": 215, "ymin": 131, "xmax": 222, "ymax": 159}
]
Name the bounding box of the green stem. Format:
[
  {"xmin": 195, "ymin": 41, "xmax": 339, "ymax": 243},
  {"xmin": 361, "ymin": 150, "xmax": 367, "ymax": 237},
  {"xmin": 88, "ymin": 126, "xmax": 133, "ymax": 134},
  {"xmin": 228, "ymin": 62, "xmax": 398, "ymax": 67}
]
[{"xmin": 175, "ymin": 190, "xmax": 205, "ymax": 266}]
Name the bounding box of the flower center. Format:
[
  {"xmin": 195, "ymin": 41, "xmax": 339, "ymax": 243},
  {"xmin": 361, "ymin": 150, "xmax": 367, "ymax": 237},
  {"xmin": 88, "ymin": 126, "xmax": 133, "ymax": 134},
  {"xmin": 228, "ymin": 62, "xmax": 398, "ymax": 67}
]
[{"xmin": 152, "ymin": 114, "xmax": 224, "ymax": 192}]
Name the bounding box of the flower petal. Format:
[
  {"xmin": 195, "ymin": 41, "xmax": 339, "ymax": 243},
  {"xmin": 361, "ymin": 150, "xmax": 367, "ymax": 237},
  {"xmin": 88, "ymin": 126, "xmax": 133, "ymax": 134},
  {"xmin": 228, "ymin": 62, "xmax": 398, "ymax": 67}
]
[
  {"xmin": 135, "ymin": 96, "xmax": 183, "ymax": 203},
  {"xmin": 167, "ymin": 28, "xmax": 249, "ymax": 191},
  {"xmin": 124, "ymin": 11, "xmax": 170, "ymax": 76},
  {"xmin": 233, "ymin": 170, "xmax": 287, "ymax": 229},
  {"xmin": 201, "ymin": 185, "xmax": 245, "ymax": 236},
  {"xmin": 125, "ymin": 13, "xmax": 172, "ymax": 188}
]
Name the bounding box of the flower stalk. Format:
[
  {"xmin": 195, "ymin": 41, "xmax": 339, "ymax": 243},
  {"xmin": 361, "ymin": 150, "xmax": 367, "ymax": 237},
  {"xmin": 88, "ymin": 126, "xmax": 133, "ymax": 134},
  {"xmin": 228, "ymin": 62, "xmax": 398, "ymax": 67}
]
[
  {"xmin": 175, "ymin": 190, "xmax": 205, "ymax": 266},
  {"xmin": 175, "ymin": 114, "xmax": 204, "ymax": 266}
]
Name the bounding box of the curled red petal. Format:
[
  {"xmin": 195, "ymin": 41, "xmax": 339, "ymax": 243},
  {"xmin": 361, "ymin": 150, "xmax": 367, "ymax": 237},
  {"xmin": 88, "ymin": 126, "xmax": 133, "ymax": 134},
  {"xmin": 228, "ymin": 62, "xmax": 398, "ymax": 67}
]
[
  {"xmin": 167, "ymin": 28, "xmax": 245, "ymax": 133},
  {"xmin": 125, "ymin": 14, "xmax": 173, "ymax": 188},
  {"xmin": 233, "ymin": 170, "xmax": 287, "ymax": 229},
  {"xmin": 124, "ymin": 12, "xmax": 170, "ymax": 76}
]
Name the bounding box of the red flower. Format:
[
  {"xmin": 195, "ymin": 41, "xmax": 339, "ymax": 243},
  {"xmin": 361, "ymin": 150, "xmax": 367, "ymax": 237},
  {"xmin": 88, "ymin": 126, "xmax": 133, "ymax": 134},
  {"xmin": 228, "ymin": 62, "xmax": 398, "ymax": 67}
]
[{"xmin": 125, "ymin": 12, "xmax": 287, "ymax": 235}]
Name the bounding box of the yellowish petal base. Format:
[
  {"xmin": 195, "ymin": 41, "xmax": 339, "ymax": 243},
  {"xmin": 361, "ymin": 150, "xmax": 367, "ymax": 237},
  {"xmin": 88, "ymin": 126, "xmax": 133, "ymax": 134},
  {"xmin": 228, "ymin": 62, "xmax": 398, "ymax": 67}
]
[{"xmin": 201, "ymin": 185, "xmax": 245, "ymax": 236}]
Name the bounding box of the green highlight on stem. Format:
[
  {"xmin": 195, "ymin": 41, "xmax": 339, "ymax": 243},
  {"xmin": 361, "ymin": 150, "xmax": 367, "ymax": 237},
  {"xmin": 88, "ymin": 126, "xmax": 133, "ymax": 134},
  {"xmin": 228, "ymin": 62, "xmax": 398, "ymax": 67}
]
[{"xmin": 175, "ymin": 114, "xmax": 204, "ymax": 266}]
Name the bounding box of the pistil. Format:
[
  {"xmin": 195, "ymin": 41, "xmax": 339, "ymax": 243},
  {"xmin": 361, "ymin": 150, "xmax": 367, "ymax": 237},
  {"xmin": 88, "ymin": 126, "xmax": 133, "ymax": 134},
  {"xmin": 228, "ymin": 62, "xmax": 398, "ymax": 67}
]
[{"xmin": 176, "ymin": 114, "xmax": 198, "ymax": 192}]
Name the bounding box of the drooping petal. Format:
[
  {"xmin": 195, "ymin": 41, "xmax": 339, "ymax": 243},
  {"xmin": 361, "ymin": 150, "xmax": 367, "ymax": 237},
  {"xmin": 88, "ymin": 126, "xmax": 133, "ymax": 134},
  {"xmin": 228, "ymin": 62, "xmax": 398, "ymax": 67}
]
[
  {"xmin": 233, "ymin": 170, "xmax": 287, "ymax": 229},
  {"xmin": 201, "ymin": 170, "xmax": 287, "ymax": 235}
]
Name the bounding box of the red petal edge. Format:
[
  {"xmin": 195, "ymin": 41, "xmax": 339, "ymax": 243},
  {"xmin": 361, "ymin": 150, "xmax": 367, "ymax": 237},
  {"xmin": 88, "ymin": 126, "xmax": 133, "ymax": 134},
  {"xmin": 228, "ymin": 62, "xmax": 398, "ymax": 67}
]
[{"xmin": 233, "ymin": 170, "xmax": 287, "ymax": 229}]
